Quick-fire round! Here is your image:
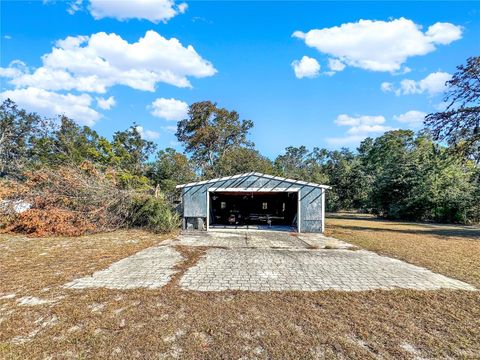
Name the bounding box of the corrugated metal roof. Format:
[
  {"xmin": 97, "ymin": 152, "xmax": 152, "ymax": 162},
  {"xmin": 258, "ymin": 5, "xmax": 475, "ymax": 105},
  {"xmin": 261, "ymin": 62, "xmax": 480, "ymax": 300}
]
[{"xmin": 175, "ymin": 172, "xmax": 331, "ymax": 189}]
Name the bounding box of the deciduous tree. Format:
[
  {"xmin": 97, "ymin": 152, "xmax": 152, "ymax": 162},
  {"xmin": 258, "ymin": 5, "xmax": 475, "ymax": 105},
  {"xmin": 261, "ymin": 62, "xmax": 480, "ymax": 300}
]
[
  {"xmin": 425, "ymin": 56, "xmax": 480, "ymax": 163},
  {"xmin": 147, "ymin": 148, "xmax": 196, "ymax": 195},
  {"xmin": 176, "ymin": 101, "xmax": 254, "ymax": 173},
  {"xmin": 215, "ymin": 147, "xmax": 274, "ymax": 177},
  {"xmin": 0, "ymin": 99, "xmax": 41, "ymax": 177}
]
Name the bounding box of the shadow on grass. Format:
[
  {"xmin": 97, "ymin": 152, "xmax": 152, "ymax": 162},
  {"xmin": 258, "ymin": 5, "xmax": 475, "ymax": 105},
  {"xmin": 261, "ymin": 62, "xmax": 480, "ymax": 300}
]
[
  {"xmin": 331, "ymin": 223, "xmax": 480, "ymax": 240},
  {"xmin": 326, "ymin": 212, "xmax": 378, "ymax": 221}
]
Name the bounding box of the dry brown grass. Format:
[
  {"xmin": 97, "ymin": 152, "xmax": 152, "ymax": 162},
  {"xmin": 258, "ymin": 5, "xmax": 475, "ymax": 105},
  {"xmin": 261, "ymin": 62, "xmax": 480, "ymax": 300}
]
[
  {"xmin": 1, "ymin": 220, "xmax": 479, "ymax": 359},
  {"xmin": 0, "ymin": 230, "xmax": 174, "ymax": 294},
  {"xmin": 326, "ymin": 213, "xmax": 480, "ymax": 287}
]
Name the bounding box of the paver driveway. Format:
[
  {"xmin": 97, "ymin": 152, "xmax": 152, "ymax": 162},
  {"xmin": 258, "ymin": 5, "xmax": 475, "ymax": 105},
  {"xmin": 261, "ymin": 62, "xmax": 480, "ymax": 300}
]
[
  {"xmin": 66, "ymin": 230, "xmax": 476, "ymax": 292},
  {"xmin": 180, "ymin": 247, "xmax": 473, "ymax": 291},
  {"xmin": 65, "ymin": 246, "xmax": 183, "ymax": 289}
]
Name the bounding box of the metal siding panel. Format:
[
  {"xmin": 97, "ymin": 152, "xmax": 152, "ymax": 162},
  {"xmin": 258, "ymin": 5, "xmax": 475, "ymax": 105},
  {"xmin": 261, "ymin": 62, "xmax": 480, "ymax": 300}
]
[
  {"xmin": 183, "ymin": 185, "xmax": 207, "ymax": 217},
  {"xmin": 242, "ymin": 176, "xmax": 259, "ymax": 188},
  {"xmin": 255, "ymin": 177, "xmax": 270, "ymax": 187},
  {"xmin": 305, "ymin": 188, "xmax": 323, "ymax": 220},
  {"xmin": 211, "ymin": 177, "xmax": 237, "ymax": 189},
  {"xmin": 269, "ymin": 179, "xmax": 282, "ymax": 188},
  {"xmin": 303, "ymin": 220, "xmax": 323, "ymax": 232},
  {"xmin": 300, "ymin": 186, "xmax": 323, "ymax": 233},
  {"xmin": 223, "ymin": 178, "xmax": 238, "ymax": 188}
]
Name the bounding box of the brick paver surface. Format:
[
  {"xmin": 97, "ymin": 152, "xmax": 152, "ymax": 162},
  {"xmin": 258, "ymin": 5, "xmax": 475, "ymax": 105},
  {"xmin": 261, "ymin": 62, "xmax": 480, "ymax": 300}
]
[
  {"xmin": 180, "ymin": 248, "xmax": 476, "ymax": 292},
  {"xmin": 64, "ymin": 246, "xmax": 182, "ymax": 289},
  {"xmin": 64, "ymin": 231, "xmax": 476, "ymax": 292},
  {"xmin": 174, "ymin": 230, "xmax": 353, "ymax": 249}
]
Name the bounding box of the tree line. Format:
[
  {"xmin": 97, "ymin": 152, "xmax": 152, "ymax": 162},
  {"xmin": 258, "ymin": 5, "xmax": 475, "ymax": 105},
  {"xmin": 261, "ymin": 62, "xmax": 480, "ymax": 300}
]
[{"xmin": 1, "ymin": 56, "xmax": 479, "ymax": 224}]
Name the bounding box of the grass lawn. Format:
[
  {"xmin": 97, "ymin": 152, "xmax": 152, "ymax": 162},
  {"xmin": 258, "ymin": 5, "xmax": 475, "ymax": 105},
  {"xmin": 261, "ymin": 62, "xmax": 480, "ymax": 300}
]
[{"xmin": 1, "ymin": 217, "xmax": 479, "ymax": 359}]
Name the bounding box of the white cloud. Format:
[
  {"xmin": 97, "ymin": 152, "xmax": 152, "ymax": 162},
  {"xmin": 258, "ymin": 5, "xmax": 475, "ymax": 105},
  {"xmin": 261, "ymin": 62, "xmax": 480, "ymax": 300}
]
[
  {"xmin": 0, "ymin": 30, "xmax": 216, "ymax": 93},
  {"xmin": 393, "ymin": 110, "xmax": 427, "ymax": 128},
  {"xmin": 328, "ymin": 110, "xmax": 430, "ymax": 145},
  {"xmin": 328, "ymin": 58, "xmax": 346, "ymax": 72},
  {"xmin": 136, "ymin": 126, "xmax": 160, "ymax": 140},
  {"xmin": 334, "ymin": 114, "xmax": 385, "ymax": 127},
  {"xmin": 96, "ymin": 96, "xmax": 116, "ymax": 110},
  {"xmin": 0, "ymin": 87, "xmax": 101, "ymax": 126},
  {"xmin": 291, "ymin": 56, "xmax": 320, "ymax": 79},
  {"xmin": 346, "ymin": 124, "xmax": 390, "ymax": 135},
  {"xmin": 293, "ymin": 18, "xmax": 462, "ymax": 73},
  {"xmin": 425, "ymin": 22, "xmax": 463, "ymax": 45},
  {"xmin": 149, "ymin": 97, "xmax": 189, "ymax": 121},
  {"xmin": 4, "ymin": 35, "xmax": 12, "ymax": 40},
  {"xmin": 67, "ymin": 0, "xmax": 83, "ymax": 15},
  {"xmin": 381, "ymin": 82, "xmax": 394, "ymax": 92},
  {"xmin": 162, "ymin": 125, "xmax": 177, "ymax": 134},
  {"xmin": 177, "ymin": 2, "xmax": 188, "ymax": 13},
  {"xmin": 8, "ymin": 67, "xmax": 105, "ymax": 93},
  {"xmin": 327, "ymin": 114, "xmax": 393, "ymax": 145},
  {"xmin": 65, "ymin": 0, "xmax": 187, "ymax": 23},
  {"xmin": 89, "ymin": 0, "xmax": 187, "ymax": 23},
  {"xmin": 417, "ymin": 72, "xmax": 452, "ymax": 95},
  {"xmin": 382, "ymin": 71, "xmax": 451, "ymax": 96},
  {"xmin": 0, "ymin": 60, "xmax": 27, "ymax": 78}
]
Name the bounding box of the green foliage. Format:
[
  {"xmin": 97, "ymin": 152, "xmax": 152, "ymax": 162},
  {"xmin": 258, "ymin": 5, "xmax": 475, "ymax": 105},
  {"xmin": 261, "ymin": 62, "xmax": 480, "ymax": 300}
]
[
  {"xmin": 272, "ymin": 132, "xmax": 479, "ymax": 224},
  {"xmin": 360, "ymin": 130, "xmax": 417, "ymax": 218},
  {"xmin": 111, "ymin": 125, "xmax": 157, "ymax": 176},
  {"xmin": 0, "ymin": 103, "xmax": 158, "ymax": 191},
  {"xmin": 214, "ymin": 147, "xmax": 274, "ymax": 177},
  {"xmin": 147, "ymin": 148, "xmax": 196, "ymax": 195},
  {"xmin": 425, "ymin": 56, "xmax": 480, "ymax": 163},
  {"xmin": 0, "ymin": 99, "xmax": 41, "ymax": 177},
  {"xmin": 358, "ymin": 130, "xmax": 479, "ymax": 223},
  {"xmin": 128, "ymin": 195, "xmax": 180, "ymax": 233},
  {"xmin": 324, "ymin": 149, "xmax": 369, "ymax": 211},
  {"xmin": 115, "ymin": 171, "xmax": 152, "ymax": 191},
  {"xmin": 274, "ymin": 146, "xmax": 367, "ymax": 211},
  {"xmin": 176, "ymin": 101, "xmax": 254, "ymax": 175},
  {"xmin": 30, "ymin": 116, "xmax": 114, "ymax": 168},
  {"xmin": 274, "ymin": 146, "xmax": 311, "ymax": 180},
  {"xmin": 2, "ymin": 91, "xmax": 479, "ymax": 226}
]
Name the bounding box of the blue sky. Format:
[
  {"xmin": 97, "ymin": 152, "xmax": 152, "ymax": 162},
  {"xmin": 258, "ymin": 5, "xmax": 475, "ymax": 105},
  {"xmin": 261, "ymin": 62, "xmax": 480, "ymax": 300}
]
[{"xmin": 1, "ymin": 1, "xmax": 479, "ymax": 158}]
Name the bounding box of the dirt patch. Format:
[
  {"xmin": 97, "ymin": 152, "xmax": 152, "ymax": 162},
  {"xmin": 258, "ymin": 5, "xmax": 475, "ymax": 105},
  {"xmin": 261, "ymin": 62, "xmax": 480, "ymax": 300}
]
[{"xmin": 168, "ymin": 246, "xmax": 208, "ymax": 288}]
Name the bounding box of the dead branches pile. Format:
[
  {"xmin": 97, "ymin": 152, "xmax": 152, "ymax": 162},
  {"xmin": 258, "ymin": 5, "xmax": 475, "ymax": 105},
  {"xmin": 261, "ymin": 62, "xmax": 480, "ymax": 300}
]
[{"xmin": 0, "ymin": 163, "xmax": 177, "ymax": 236}]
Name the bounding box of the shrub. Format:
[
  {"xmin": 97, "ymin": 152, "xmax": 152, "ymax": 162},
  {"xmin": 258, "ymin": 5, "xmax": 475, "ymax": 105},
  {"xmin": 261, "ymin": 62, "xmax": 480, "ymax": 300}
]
[{"xmin": 128, "ymin": 195, "xmax": 180, "ymax": 233}]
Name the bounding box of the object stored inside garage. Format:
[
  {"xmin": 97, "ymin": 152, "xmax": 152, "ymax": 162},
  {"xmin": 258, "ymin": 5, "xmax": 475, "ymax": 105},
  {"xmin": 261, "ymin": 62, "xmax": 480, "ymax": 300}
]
[{"xmin": 208, "ymin": 191, "xmax": 298, "ymax": 229}]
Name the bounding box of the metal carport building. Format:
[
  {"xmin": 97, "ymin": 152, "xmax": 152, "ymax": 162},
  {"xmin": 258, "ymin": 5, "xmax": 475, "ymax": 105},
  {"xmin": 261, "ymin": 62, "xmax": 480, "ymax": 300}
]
[{"xmin": 176, "ymin": 172, "xmax": 330, "ymax": 233}]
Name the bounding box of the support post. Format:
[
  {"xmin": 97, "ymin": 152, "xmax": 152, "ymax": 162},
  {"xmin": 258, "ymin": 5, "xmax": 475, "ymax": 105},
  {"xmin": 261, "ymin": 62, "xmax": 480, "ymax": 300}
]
[
  {"xmin": 297, "ymin": 189, "xmax": 301, "ymax": 233},
  {"xmin": 321, "ymin": 189, "xmax": 325, "ymax": 233},
  {"xmin": 206, "ymin": 189, "xmax": 210, "ymax": 231}
]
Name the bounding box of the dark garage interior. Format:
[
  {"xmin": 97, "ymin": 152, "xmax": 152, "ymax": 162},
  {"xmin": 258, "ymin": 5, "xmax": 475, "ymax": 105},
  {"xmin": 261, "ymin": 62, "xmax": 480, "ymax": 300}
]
[{"xmin": 208, "ymin": 191, "xmax": 298, "ymax": 229}]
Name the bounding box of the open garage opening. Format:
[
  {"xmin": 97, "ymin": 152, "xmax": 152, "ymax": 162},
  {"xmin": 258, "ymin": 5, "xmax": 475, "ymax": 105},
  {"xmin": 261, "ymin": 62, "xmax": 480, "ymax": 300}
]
[{"xmin": 208, "ymin": 191, "xmax": 299, "ymax": 232}]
